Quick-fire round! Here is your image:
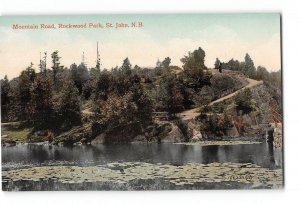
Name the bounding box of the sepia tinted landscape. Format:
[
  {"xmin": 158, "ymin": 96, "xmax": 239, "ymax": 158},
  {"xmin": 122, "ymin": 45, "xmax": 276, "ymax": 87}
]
[{"xmin": 1, "ymin": 14, "xmax": 282, "ymax": 190}]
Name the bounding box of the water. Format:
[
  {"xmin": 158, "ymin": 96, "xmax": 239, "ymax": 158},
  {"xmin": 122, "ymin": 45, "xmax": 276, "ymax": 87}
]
[
  {"xmin": 2, "ymin": 143, "xmax": 283, "ymax": 190},
  {"xmin": 2, "ymin": 142, "xmax": 282, "ymax": 170}
]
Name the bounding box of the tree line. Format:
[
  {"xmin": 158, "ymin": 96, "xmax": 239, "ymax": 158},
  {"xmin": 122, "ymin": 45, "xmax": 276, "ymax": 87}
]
[
  {"xmin": 214, "ymin": 53, "xmax": 281, "ymax": 82},
  {"xmin": 1, "ymin": 47, "xmax": 212, "ymax": 134}
]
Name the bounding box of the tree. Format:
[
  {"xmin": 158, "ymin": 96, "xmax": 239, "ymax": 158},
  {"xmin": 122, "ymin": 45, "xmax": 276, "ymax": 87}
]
[
  {"xmin": 51, "ymin": 50, "xmax": 63, "ymax": 84},
  {"xmin": 1, "ymin": 75, "xmax": 10, "ymax": 121},
  {"xmin": 218, "ymin": 112, "xmax": 232, "ymax": 132},
  {"xmin": 21, "ymin": 62, "xmax": 36, "ymax": 82},
  {"xmin": 181, "ymin": 47, "xmax": 209, "ymax": 87},
  {"xmin": 99, "ymin": 83, "xmax": 153, "ymax": 130},
  {"xmin": 95, "ymin": 70, "xmax": 112, "ymax": 100},
  {"xmin": 120, "ymin": 57, "xmax": 132, "ymax": 75},
  {"xmin": 15, "ymin": 65, "xmax": 37, "ymax": 120},
  {"xmin": 56, "ymin": 80, "xmax": 82, "ymax": 129},
  {"xmin": 99, "ymin": 93, "xmax": 136, "ymax": 128},
  {"xmin": 226, "ymin": 58, "xmax": 241, "ymax": 71},
  {"xmin": 234, "ymin": 88, "xmax": 254, "ymax": 114},
  {"xmin": 70, "ymin": 63, "xmax": 89, "ymax": 95},
  {"xmin": 130, "ymin": 83, "xmax": 153, "ymax": 125},
  {"xmin": 256, "ymin": 66, "xmax": 269, "ymax": 80},
  {"xmin": 243, "ymin": 53, "xmax": 256, "ymax": 78},
  {"xmin": 28, "ymin": 77, "xmax": 54, "ymax": 130},
  {"xmin": 162, "ymin": 57, "xmax": 171, "ymax": 68},
  {"xmin": 110, "ymin": 69, "xmax": 136, "ymax": 96},
  {"xmin": 156, "ymin": 73, "xmax": 184, "ymax": 115},
  {"xmin": 156, "ymin": 59, "xmax": 162, "ymax": 68}
]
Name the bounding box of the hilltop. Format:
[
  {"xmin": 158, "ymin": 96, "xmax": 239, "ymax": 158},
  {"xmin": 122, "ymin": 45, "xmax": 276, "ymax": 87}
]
[{"xmin": 1, "ymin": 47, "xmax": 282, "ymax": 146}]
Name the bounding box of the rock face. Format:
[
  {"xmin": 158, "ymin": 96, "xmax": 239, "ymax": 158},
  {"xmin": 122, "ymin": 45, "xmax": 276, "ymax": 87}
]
[
  {"xmin": 191, "ymin": 129, "xmax": 202, "ymax": 142},
  {"xmin": 186, "ymin": 121, "xmax": 196, "ymax": 140},
  {"xmin": 190, "ymin": 83, "xmax": 281, "ymax": 140},
  {"xmin": 273, "ymin": 123, "xmax": 282, "ymax": 149},
  {"xmin": 226, "ymin": 126, "xmax": 239, "ymax": 137},
  {"xmin": 91, "ymin": 122, "xmax": 185, "ymax": 144},
  {"xmin": 91, "ymin": 133, "xmax": 106, "ymax": 144},
  {"xmin": 161, "ymin": 123, "xmax": 185, "ymax": 143},
  {"xmin": 54, "ymin": 124, "xmax": 91, "ymax": 145},
  {"xmin": 131, "ymin": 135, "xmax": 147, "ymax": 143},
  {"xmin": 235, "ymin": 84, "xmax": 277, "ymax": 137}
]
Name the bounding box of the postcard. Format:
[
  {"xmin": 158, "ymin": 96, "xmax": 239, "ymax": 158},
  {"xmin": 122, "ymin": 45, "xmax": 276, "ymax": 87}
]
[{"xmin": 0, "ymin": 14, "xmax": 283, "ymax": 191}]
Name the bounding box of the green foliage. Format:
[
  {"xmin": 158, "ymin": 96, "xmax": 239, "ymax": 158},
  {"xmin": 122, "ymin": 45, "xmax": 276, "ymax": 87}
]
[
  {"xmin": 82, "ymin": 80, "xmax": 93, "ymax": 100},
  {"xmin": 70, "ymin": 63, "xmax": 89, "ymax": 95},
  {"xmin": 51, "ymin": 50, "xmax": 64, "ymax": 85},
  {"xmin": 234, "ymin": 88, "xmax": 254, "ymax": 114},
  {"xmin": 3, "ymin": 46, "xmax": 280, "ymax": 143},
  {"xmin": 56, "ymin": 80, "xmax": 82, "ymax": 130},
  {"xmin": 256, "ymin": 66, "xmax": 269, "ymax": 80},
  {"xmin": 155, "ymin": 73, "xmax": 184, "ymax": 115},
  {"xmin": 21, "ymin": 62, "xmax": 36, "ymax": 82},
  {"xmin": 120, "ymin": 57, "xmax": 132, "ymax": 75},
  {"xmin": 1, "ymin": 128, "xmax": 31, "ymax": 143},
  {"xmin": 28, "ymin": 77, "xmax": 54, "ymax": 130},
  {"xmin": 130, "ymin": 83, "xmax": 153, "ymax": 124},
  {"xmin": 9, "ymin": 64, "xmax": 37, "ymax": 121},
  {"xmin": 218, "ymin": 112, "xmax": 232, "ymax": 131},
  {"xmin": 199, "ymin": 112, "xmax": 232, "ymax": 137},
  {"xmin": 94, "ymin": 69, "xmax": 112, "ymax": 100},
  {"xmin": 1, "ymin": 75, "xmax": 10, "ymax": 121},
  {"xmin": 242, "ymin": 53, "xmax": 256, "ymax": 78},
  {"xmin": 181, "ymin": 47, "xmax": 210, "ymax": 88},
  {"xmin": 162, "ymin": 57, "xmax": 171, "ymax": 68},
  {"xmin": 99, "ymin": 83, "xmax": 153, "ymax": 129}
]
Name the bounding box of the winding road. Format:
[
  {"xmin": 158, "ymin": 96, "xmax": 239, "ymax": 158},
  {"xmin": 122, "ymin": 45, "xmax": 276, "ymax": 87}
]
[{"xmin": 179, "ymin": 72, "xmax": 263, "ymax": 121}]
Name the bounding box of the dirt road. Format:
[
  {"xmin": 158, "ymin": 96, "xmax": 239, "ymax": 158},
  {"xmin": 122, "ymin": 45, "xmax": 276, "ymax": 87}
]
[{"xmin": 179, "ymin": 75, "xmax": 263, "ymax": 121}]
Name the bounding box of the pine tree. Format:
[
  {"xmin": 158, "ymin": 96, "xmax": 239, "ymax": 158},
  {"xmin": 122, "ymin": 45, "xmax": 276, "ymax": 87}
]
[
  {"xmin": 57, "ymin": 80, "xmax": 82, "ymax": 129},
  {"xmin": 51, "ymin": 50, "xmax": 63, "ymax": 85},
  {"xmin": 120, "ymin": 57, "xmax": 132, "ymax": 75},
  {"xmin": 28, "ymin": 77, "xmax": 53, "ymax": 130},
  {"xmin": 243, "ymin": 53, "xmax": 256, "ymax": 78}
]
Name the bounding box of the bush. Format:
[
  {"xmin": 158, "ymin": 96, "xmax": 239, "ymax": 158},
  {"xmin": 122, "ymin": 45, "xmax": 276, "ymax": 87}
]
[{"xmin": 234, "ymin": 88, "xmax": 253, "ymax": 114}]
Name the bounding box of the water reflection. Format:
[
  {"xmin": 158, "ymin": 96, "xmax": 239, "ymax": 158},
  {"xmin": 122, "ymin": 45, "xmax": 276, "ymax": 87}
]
[{"xmin": 2, "ymin": 143, "xmax": 282, "ymax": 170}]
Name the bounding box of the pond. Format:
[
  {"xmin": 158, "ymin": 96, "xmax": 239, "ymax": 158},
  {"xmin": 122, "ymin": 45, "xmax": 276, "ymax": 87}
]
[{"xmin": 1, "ymin": 142, "xmax": 283, "ymax": 190}]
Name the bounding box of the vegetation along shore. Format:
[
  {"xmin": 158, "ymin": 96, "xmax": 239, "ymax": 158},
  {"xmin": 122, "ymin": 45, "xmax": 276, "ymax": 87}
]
[{"xmin": 1, "ymin": 47, "xmax": 282, "ymax": 148}]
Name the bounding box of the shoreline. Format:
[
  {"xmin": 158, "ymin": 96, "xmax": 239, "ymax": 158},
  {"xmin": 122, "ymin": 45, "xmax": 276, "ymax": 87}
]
[{"xmin": 1, "ymin": 139, "xmax": 264, "ymax": 147}]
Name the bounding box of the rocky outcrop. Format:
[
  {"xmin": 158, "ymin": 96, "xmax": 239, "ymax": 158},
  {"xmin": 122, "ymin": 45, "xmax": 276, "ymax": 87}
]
[
  {"xmin": 53, "ymin": 124, "xmax": 91, "ymax": 145},
  {"xmin": 161, "ymin": 123, "xmax": 185, "ymax": 143},
  {"xmin": 131, "ymin": 135, "xmax": 148, "ymax": 143},
  {"xmin": 226, "ymin": 126, "xmax": 239, "ymax": 137},
  {"xmin": 273, "ymin": 123, "xmax": 282, "ymax": 149},
  {"xmin": 91, "ymin": 133, "xmax": 106, "ymax": 144},
  {"xmin": 191, "ymin": 129, "xmax": 203, "ymax": 142}
]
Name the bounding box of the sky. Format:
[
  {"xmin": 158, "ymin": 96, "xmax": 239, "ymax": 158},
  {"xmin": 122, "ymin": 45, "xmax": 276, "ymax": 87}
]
[{"xmin": 0, "ymin": 13, "xmax": 281, "ymax": 79}]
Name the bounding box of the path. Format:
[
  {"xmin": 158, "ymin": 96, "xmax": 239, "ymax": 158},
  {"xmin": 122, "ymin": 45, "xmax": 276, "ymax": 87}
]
[{"xmin": 179, "ymin": 74, "xmax": 263, "ymax": 121}]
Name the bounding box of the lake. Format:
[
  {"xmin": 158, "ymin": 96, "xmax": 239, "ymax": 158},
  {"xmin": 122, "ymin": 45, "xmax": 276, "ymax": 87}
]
[{"xmin": 2, "ymin": 142, "xmax": 283, "ymax": 190}]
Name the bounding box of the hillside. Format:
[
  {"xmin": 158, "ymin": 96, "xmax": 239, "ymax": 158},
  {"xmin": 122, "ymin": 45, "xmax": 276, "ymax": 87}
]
[
  {"xmin": 180, "ymin": 69, "xmax": 263, "ymax": 121},
  {"xmin": 1, "ymin": 47, "xmax": 282, "ymax": 146}
]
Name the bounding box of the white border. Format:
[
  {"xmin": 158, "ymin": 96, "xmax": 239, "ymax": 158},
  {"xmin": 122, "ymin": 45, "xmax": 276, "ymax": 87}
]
[{"xmin": 1, "ymin": 0, "xmax": 300, "ymax": 203}]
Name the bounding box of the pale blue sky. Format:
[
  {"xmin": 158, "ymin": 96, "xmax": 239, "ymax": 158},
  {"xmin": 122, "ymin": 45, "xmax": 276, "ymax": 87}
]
[{"xmin": 0, "ymin": 13, "xmax": 281, "ymax": 78}]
